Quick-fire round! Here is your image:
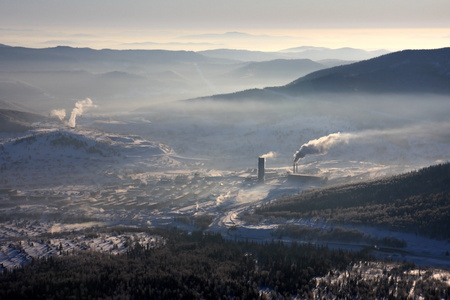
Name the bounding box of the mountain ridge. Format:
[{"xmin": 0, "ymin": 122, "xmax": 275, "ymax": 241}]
[
  {"xmin": 190, "ymin": 47, "xmax": 450, "ymax": 102},
  {"xmin": 0, "ymin": 45, "xmax": 210, "ymax": 71},
  {"xmin": 199, "ymin": 46, "xmax": 388, "ymax": 62},
  {"xmin": 282, "ymin": 47, "xmax": 450, "ymax": 94}
]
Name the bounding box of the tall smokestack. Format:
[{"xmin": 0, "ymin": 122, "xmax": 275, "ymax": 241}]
[{"xmin": 258, "ymin": 157, "xmax": 265, "ymax": 182}]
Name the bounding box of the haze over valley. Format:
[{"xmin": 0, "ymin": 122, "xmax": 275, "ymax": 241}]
[{"xmin": 1, "ymin": 26, "xmax": 450, "ymax": 300}]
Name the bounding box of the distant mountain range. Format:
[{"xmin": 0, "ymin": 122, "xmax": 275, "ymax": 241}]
[
  {"xmin": 4, "ymin": 44, "xmax": 444, "ymax": 114},
  {"xmin": 0, "ymin": 45, "xmax": 207, "ymax": 70},
  {"xmin": 194, "ymin": 47, "xmax": 450, "ymax": 102},
  {"xmin": 279, "ymin": 46, "xmax": 389, "ymax": 61},
  {"xmin": 1, "ymin": 44, "xmax": 382, "ymax": 112},
  {"xmin": 230, "ymin": 59, "xmax": 326, "ymax": 79},
  {"xmin": 199, "ymin": 46, "xmax": 387, "ymax": 62},
  {"xmin": 224, "ymin": 59, "xmax": 328, "ymax": 87},
  {"xmin": 0, "ymin": 45, "xmax": 215, "ymax": 112}
]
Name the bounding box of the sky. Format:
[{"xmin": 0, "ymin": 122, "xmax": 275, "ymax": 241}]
[{"xmin": 1, "ymin": 0, "xmax": 450, "ymax": 51}]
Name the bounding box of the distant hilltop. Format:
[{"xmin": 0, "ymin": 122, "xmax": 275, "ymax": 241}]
[{"xmin": 192, "ymin": 47, "xmax": 450, "ymax": 102}]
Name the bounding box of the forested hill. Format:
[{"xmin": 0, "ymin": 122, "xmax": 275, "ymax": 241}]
[
  {"xmin": 188, "ymin": 48, "xmax": 450, "ymax": 103},
  {"xmin": 279, "ymin": 47, "xmax": 450, "ymax": 95},
  {"xmin": 256, "ymin": 163, "xmax": 450, "ymax": 238}
]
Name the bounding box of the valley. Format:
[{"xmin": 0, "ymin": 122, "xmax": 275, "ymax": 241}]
[
  {"xmin": 1, "ymin": 45, "xmax": 450, "ymax": 298},
  {"xmin": 1, "ymin": 108, "xmax": 449, "ymax": 271}
]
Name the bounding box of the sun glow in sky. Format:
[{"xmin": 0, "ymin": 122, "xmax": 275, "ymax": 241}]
[{"xmin": 1, "ymin": 0, "xmax": 449, "ymax": 51}]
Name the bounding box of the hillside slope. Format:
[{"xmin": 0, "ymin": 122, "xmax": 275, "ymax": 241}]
[
  {"xmin": 228, "ymin": 59, "xmax": 326, "ymax": 85},
  {"xmin": 0, "ymin": 109, "xmax": 45, "ymax": 132},
  {"xmin": 0, "ymin": 128, "xmax": 177, "ymax": 188},
  {"xmin": 192, "ymin": 48, "xmax": 450, "ymax": 102},
  {"xmin": 280, "ymin": 47, "xmax": 450, "ymax": 95},
  {"xmin": 256, "ymin": 163, "xmax": 450, "ymax": 238}
]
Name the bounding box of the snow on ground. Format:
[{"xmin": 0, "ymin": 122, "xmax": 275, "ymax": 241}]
[
  {"xmin": 0, "ymin": 124, "xmax": 180, "ymax": 189},
  {"xmin": 1, "ymin": 104, "xmax": 450, "ymax": 283},
  {"xmin": 211, "ymin": 197, "xmax": 450, "ymax": 268},
  {"xmin": 0, "ymin": 232, "xmax": 165, "ymax": 271},
  {"xmin": 313, "ymin": 261, "xmax": 450, "ymax": 298}
]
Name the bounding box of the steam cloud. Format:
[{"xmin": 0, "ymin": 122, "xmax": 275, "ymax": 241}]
[
  {"xmin": 260, "ymin": 151, "xmax": 277, "ymax": 159},
  {"xmin": 50, "ymin": 109, "xmax": 66, "ymax": 121},
  {"xmin": 293, "ymin": 121, "xmax": 450, "ymax": 163},
  {"xmin": 68, "ymin": 98, "xmax": 96, "ymax": 128},
  {"xmin": 294, "ymin": 132, "xmax": 350, "ymax": 163}
]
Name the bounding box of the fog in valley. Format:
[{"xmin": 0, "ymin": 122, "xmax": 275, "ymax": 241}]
[
  {"xmin": 1, "ymin": 44, "xmax": 450, "ymax": 298},
  {"xmin": 3, "ymin": 0, "xmax": 450, "ymax": 296}
]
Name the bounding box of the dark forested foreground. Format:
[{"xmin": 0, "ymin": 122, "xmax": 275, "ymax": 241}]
[
  {"xmin": 256, "ymin": 163, "xmax": 450, "ymax": 239},
  {"xmin": 1, "ymin": 229, "xmax": 449, "ymax": 299}
]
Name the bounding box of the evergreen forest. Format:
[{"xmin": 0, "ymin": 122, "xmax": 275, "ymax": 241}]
[
  {"xmin": 1, "ymin": 228, "xmax": 449, "ymax": 299},
  {"xmin": 256, "ymin": 163, "xmax": 450, "ymax": 239}
]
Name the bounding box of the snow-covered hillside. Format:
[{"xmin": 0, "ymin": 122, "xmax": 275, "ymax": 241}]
[{"xmin": 0, "ymin": 126, "xmax": 178, "ymax": 188}]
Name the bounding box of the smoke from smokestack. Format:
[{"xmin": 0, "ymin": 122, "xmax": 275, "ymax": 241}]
[
  {"xmin": 260, "ymin": 151, "xmax": 277, "ymax": 159},
  {"xmin": 50, "ymin": 109, "xmax": 66, "ymax": 121},
  {"xmin": 293, "ymin": 122, "xmax": 450, "ymax": 166},
  {"xmin": 68, "ymin": 98, "xmax": 96, "ymax": 128},
  {"xmin": 293, "ymin": 132, "xmax": 350, "ymax": 163}
]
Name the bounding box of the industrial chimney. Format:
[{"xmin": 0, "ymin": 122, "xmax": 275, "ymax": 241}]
[{"xmin": 258, "ymin": 157, "xmax": 265, "ymax": 182}]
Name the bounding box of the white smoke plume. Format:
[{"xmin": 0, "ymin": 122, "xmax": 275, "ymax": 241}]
[
  {"xmin": 50, "ymin": 109, "xmax": 66, "ymax": 121},
  {"xmin": 260, "ymin": 151, "xmax": 277, "ymax": 159},
  {"xmin": 293, "ymin": 121, "xmax": 450, "ymax": 163},
  {"xmin": 68, "ymin": 98, "xmax": 96, "ymax": 128},
  {"xmin": 294, "ymin": 132, "xmax": 351, "ymax": 163}
]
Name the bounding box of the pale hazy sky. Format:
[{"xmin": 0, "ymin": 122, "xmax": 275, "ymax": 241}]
[{"xmin": 1, "ymin": 0, "xmax": 450, "ymax": 51}]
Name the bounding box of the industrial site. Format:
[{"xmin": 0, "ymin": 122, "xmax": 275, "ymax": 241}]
[
  {"xmin": 2, "ymin": 96, "xmax": 450, "ymax": 273},
  {"xmin": 1, "ymin": 43, "xmax": 450, "ymax": 298}
]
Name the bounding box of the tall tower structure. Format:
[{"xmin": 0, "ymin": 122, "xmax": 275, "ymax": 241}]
[{"xmin": 258, "ymin": 157, "xmax": 265, "ymax": 182}]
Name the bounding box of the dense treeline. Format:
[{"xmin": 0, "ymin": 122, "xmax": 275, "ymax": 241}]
[
  {"xmin": 315, "ymin": 262, "xmax": 450, "ymax": 299},
  {"xmin": 1, "ymin": 228, "xmax": 449, "ymax": 299},
  {"xmin": 0, "ymin": 228, "xmax": 370, "ymax": 299},
  {"xmin": 256, "ymin": 163, "xmax": 450, "ymax": 238},
  {"xmin": 273, "ymin": 225, "xmax": 407, "ymax": 248},
  {"xmin": 175, "ymin": 214, "xmax": 216, "ymax": 229}
]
